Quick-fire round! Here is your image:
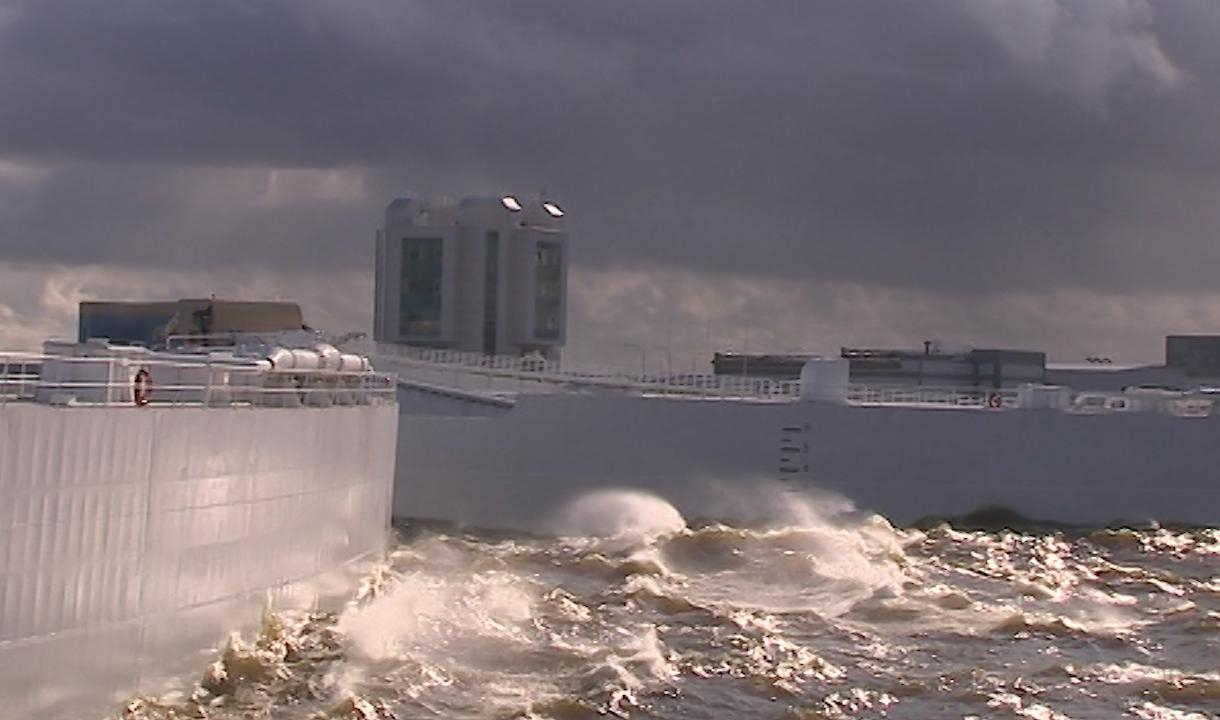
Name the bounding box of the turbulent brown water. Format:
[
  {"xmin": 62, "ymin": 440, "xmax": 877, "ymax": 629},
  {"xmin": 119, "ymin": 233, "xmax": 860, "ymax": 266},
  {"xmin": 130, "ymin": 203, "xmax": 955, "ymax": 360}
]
[{"xmin": 116, "ymin": 492, "xmax": 1219, "ymax": 720}]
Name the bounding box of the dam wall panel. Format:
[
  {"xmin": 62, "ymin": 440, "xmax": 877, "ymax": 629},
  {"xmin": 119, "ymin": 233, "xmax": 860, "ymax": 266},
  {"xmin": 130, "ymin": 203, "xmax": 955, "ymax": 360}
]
[
  {"xmin": 0, "ymin": 401, "xmax": 398, "ymax": 719},
  {"xmin": 394, "ymin": 394, "xmax": 1220, "ymax": 530}
]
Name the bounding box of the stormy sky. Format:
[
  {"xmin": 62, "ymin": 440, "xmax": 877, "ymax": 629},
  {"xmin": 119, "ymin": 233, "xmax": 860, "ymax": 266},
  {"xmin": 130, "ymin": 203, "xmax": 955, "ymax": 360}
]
[{"xmin": 2, "ymin": 0, "xmax": 1219, "ymax": 366}]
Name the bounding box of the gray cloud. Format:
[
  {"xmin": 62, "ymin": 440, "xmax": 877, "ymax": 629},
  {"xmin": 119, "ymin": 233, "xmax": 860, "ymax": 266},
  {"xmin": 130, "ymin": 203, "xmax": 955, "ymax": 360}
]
[
  {"xmin": 5, "ymin": 260, "xmax": 1215, "ymax": 366},
  {"xmin": 0, "ymin": 260, "xmax": 373, "ymax": 350},
  {"xmin": 565, "ymin": 266, "xmax": 1220, "ymax": 368},
  {"xmin": 2, "ymin": 0, "xmax": 1220, "ymax": 354},
  {"xmin": 962, "ymin": 0, "xmax": 1182, "ymax": 102}
]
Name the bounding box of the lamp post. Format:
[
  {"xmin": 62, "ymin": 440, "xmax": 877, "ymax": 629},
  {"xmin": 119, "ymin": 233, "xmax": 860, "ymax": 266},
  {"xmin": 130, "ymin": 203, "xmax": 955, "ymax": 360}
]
[{"xmin": 666, "ymin": 313, "xmax": 673, "ymax": 377}]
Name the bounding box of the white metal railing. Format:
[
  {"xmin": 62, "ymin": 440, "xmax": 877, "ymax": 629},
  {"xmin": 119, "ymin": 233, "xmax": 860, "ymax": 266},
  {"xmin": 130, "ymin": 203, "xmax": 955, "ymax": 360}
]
[
  {"xmin": 362, "ymin": 343, "xmax": 1218, "ymax": 418},
  {"xmin": 844, "ymin": 383, "xmax": 1216, "ymax": 416},
  {"xmin": 0, "ymin": 355, "xmax": 41, "ymax": 402},
  {"xmin": 0, "ymin": 352, "xmax": 396, "ymax": 408},
  {"xmin": 845, "ymin": 384, "xmax": 1021, "ymax": 408},
  {"xmin": 365, "ymin": 342, "xmax": 802, "ymax": 401},
  {"xmin": 163, "ymin": 331, "xmax": 328, "ymax": 351}
]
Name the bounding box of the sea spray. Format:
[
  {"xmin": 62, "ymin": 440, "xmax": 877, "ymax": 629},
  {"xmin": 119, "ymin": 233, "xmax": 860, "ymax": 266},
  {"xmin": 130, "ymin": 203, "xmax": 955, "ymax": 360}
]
[
  {"xmin": 653, "ymin": 485, "xmax": 915, "ymax": 617},
  {"xmin": 339, "ymin": 568, "xmax": 538, "ymax": 663},
  {"xmin": 110, "ymin": 522, "xmax": 1220, "ymax": 720},
  {"xmin": 546, "ymin": 489, "xmax": 687, "ymax": 541}
]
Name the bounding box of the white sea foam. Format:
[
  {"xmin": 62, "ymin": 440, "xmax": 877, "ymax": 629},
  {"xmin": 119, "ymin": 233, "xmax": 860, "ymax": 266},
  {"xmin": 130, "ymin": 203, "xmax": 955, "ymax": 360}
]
[
  {"xmin": 547, "ymin": 489, "xmax": 687, "ymax": 540},
  {"xmin": 112, "ymin": 523, "xmax": 1220, "ymax": 720},
  {"xmin": 338, "ymin": 569, "xmax": 538, "ymax": 663},
  {"xmin": 650, "ymin": 484, "xmax": 914, "ymax": 617}
]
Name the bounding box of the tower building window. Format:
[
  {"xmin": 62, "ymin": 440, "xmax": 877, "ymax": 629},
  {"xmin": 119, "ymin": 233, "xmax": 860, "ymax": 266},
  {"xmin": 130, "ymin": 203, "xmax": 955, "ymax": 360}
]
[
  {"xmin": 534, "ymin": 241, "xmax": 562, "ymax": 340},
  {"xmin": 483, "ymin": 232, "xmax": 499, "ymax": 355},
  {"xmin": 400, "ymin": 237, "xmax": 443, "ymax": 337}
]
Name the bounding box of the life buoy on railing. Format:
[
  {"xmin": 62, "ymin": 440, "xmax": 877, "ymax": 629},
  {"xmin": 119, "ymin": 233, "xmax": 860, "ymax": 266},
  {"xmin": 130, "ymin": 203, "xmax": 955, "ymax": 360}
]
[
  {"xmin": 987, "ymin": 392, "xmax": 1003, "ymax": 409},
  {"xmin": 133, "ymin": 367, "xmax": 153, "ymax": 407}
]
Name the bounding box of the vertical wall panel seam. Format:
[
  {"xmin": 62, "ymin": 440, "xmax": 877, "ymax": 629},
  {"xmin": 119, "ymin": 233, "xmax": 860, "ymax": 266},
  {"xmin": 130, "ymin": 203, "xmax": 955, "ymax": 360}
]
[{"xmin": 132, "ymin": 408, "xmax": 157, "ymax": 692}]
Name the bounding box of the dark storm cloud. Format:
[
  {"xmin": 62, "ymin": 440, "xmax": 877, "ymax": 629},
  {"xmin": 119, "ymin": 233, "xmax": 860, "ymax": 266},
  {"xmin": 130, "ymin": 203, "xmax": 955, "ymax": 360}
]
[
  {"xmin": 1, "ymin": 0, "xmax": 1219, "ymax": 292},
  {"xmin": 0, "ymin": 162, "xmax": 378, "ymax": 269}
]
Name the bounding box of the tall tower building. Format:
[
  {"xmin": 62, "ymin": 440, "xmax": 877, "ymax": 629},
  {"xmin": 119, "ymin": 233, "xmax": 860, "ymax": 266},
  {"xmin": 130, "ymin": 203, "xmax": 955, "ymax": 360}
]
[{"xmin": 374, "ymin": 195, "xmax": 568, "ymax": 360}]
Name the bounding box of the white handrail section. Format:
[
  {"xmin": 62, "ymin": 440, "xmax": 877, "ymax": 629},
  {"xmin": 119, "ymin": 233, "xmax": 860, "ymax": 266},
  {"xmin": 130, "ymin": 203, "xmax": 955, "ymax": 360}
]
[
  {"xmin": 363, "ymin": 342, "xmax": 1217, "ymax": 418},
  {"xmin": 0, "ymin": 352, "xmax": 396, "ymax": 408},
  {"xmin": 845, "ymin": 385, "xmax": 1021, "ymax": 408},
  {"xmin": 366, "ymin": 342, "xmax": 801, "ymax": 401}
]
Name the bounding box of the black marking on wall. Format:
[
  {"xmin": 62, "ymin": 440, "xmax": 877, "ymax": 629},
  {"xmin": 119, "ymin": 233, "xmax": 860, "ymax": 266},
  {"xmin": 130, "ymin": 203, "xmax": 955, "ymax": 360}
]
[{"xmin": 777, "ymin": 422, "xmax": 812, "ymax": 483}]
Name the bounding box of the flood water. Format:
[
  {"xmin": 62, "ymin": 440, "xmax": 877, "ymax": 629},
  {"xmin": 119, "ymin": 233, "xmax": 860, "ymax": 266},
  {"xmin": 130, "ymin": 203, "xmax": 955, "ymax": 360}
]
[{"xmin": 117, "ymin": 492, "xmax": 1219, "ymax": 720}]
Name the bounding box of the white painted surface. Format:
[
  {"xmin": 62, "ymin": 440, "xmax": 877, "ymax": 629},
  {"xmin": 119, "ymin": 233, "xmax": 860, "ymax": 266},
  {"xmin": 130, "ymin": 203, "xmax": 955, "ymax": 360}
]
[
  {"xmin": 799, "ymin": 358, "xmax": 849, "ymax": 402},
  {"xmin": 0, "ymin": 401, "xmax": 398, "ymax": 719},
  {"xmin": 394, "ymin": 393, "xmax": 1220, "ymax": 531}
]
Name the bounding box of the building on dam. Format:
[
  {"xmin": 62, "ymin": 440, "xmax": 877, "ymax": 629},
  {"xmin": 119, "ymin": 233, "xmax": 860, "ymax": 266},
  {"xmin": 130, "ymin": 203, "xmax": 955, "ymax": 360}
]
[{"xmin": 374, "ymin": 195, "xmax": 568, "ymax": 361}]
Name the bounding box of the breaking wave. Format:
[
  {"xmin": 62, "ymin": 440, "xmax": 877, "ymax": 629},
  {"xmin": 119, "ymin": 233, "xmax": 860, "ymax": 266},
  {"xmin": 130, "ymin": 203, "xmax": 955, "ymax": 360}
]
[
  {"xmin": 547, "ymin": 489, "xmax": 687, "ymax": 540},
  {"xmin": 111, "ymin": 501, "xmax": 1220, "ymax": 720}
]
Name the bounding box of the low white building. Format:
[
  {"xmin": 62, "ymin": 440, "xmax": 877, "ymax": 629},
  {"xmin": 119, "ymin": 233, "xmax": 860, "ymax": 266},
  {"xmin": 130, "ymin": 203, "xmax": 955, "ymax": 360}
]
[{"xmin": 374, "ymin": 195, "xmax": 568, "ymax": 360}]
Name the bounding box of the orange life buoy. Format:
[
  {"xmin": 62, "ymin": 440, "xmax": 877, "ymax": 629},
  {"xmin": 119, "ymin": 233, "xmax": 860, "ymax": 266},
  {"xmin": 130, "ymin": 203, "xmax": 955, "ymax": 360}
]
[
  {"xmin": 987, "ymin": 393, "xmax": 1003, "ymax": 409},
  {"xmin": 133, "ymin": 368, "xmax": 152, "ymax": 407}
]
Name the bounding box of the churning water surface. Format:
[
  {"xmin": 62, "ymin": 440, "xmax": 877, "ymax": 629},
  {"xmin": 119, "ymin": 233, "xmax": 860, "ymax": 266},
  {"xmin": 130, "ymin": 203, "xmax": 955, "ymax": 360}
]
[{"xmin": 117, "ymin": 491, "xmax": 1220, "ymax": 720}]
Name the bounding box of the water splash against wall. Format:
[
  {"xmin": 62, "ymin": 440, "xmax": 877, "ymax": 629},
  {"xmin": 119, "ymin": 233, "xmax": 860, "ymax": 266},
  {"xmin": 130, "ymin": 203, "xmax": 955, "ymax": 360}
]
[{"xmin": 112, "ymin": 514, "xmax": 1220, "ymax": 720}]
